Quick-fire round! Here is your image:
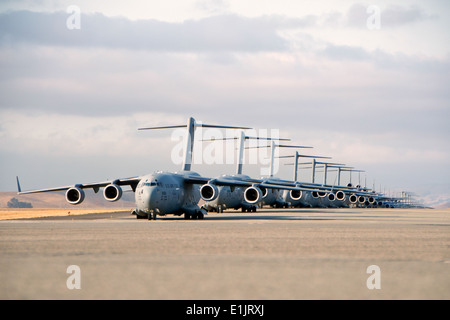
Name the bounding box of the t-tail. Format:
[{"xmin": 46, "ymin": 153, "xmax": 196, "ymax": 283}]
[{"xmin": 138, "ymin": 117, "xmax": 251, "ymax": 171}]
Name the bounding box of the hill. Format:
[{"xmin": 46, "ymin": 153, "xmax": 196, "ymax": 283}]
[{"xmin": 0, "ymin": 190, "xmax": 135, "ymax": 209}]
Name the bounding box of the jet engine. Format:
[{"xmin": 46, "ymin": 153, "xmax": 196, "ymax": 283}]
[
  {"xmin": 259, "ymin": 186, "xmax": 268, "ymax": 198},
  {"xmin": 65, "ymin": 186, "xmax": 85, "ymax": 205},
  {"xmin": 200, "ymin": 183, "xmax": 219, "ymax": 201},
  {"xmin": 104, "ymin": 184, "xmax": 123, "ymax": 202},
  {"xmin": 328, "ymin": 193, "xmax": 336, "ymax": 201},
  {"xmin": 335, "ymin": 190, "xmax": 346, "ymax": 201},
  {"xmin": 289, "ymin": 189, "xmax": 302, "ymax": 201},
  {"xmin": 349, "ymin": 194, "xmax": 358, "ymax": 203},
  {"xmin": 244, "ymin": 186, "xmax": 263, "ymax": 204},
  {"xmin": 358, "ymin": 195, "xmax": 366, "ymax": 204},
  {"xmin": 368, "ymin": 196, "xmax": 376, "ymax": 205}
]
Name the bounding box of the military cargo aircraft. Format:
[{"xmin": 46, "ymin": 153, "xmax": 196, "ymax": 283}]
[{"xmin": 17, "ymin": 117, "xmax": 315, "ymax": 219}]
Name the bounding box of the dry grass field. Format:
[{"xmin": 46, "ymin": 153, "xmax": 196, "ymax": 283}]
[{"xmin": 0, "ymin": 208, "xmax": 132, "ymax": 220}]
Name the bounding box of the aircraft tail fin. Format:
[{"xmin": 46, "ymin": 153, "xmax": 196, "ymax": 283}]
[
  {"xmin": 138, "ymin": 117, "xmax": 251, "ymax": 171},
  {"xmin": 16, "ymin": 176, "xmax": 22, "ymax": 193}
]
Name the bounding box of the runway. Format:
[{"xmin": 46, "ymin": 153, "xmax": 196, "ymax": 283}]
[{"xmin": 0, "ymin": 208, "xmax": 449, "ymax": 299}]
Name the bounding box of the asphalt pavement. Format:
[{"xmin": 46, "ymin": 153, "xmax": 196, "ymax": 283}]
[{"xmin": 0, "ymin": 208, "xmax": 449, "ymax": 299}]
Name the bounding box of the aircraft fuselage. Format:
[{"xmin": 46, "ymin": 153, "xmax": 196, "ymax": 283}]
[{"xmin": 134, "ymin": 171, "xmax": 204, "ymax": 218}]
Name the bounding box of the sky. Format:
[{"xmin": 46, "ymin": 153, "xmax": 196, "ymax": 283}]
[{"xmin": 0, "ymin": 0, "xmax": 449, "ymax": 207}]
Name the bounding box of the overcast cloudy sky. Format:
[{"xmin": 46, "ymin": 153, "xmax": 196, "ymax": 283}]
[{"xmin": 0, "ymin": 0, "xmax": 449, "ymax": 207}]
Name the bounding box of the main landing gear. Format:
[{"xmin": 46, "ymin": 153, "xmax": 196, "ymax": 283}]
[
  {"xmin": 241, "ymin": 205, "xmax": 257, "ymax": 213},
  {"xmin": 184, "ymin": 210, "xmax": 204, "ymax": 220},
  {"xmin": 132, "ymin": 210, "xmax": 157, "ymax": 220},
  {"xmin": 147, "ymin": 212, "xmax": 157, "ymax": 220},
  {"xmin": 132, "ymin": 209, "xmax": 205, "ymax": 220}
]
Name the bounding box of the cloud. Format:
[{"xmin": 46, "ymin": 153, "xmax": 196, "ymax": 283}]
[
  {"xmin": 195, "ymin": 0, "xmax": 230, "ymax": 15},
  {"xmin": 0, "ymin": 5, "xmax": 448, "ymax": 198},
  {"xmin": 346, "ymin": 3, "xmax": 436, "ymax": 29},
  {"xmin": 0, "ymin": 10, "xmax": 291, "ymax": 52},
  {"xmin": 320, "ymin": 44, "xmax": 369, "ymax": 61}
]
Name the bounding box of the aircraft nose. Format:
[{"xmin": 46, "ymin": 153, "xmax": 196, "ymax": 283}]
[{"xmin": 145, "ymin": 186, "xmax": 159, "ymax": 207}]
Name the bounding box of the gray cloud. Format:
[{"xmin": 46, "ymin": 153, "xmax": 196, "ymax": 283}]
[
  {"xmin": 0, "ymin": 10, "xmax": 290, "ymax": 52},
  {"xmin": 320, "ymin": 44, "xmax": 369, "ymax": 61},
  {"xmin": 0, "ymin": 6, "xmax": 449, "ymax": 206}
]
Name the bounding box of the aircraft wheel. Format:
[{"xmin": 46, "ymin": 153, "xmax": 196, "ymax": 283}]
[
  {"xmin": 184, "ymin": 213, "xmax": 191, "ymax": 219},
  {"xmin": 192, "ymin": 211, "xmax": 204, "ymax": 220}
]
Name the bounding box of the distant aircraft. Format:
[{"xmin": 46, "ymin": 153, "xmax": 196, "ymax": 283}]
[
  {"xmin": 200, "ymin": 130, "xmax": 311, "ymax": 212},
  {"xmin": 201, "ymin": 130, "xmax": 287, "ymax": 212},
  {"xmin": 277, "ymin": 151, "xmax": 332, "ymax": 207}
]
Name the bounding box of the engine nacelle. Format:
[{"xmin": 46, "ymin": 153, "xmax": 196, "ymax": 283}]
[
  {"xmin": 104, "ymin": 184, "xmax": 123, "ymax": 202},
  {"xmin": 259, "ymin": 186, "xmax": 268, "ymax": 198},
  {"xmin": 200, "ymin": 183, "xmax": 219, "ymax": 201},
  {"xmin": 289, "ymin": 189, "xmax": 302, "ymax": 201},
  {"xmin": 65, "ymin": 186, "xmax": 85, "ymax": 205},
  {"xmin": 349, "ymin": 194, "xmax": 358, "ymax": 203},
  {"xmin": 335, "ymin": 190, "xmax": 346, "ymax": 201},
  {"xmin": 358, "ymin": 195, "xmax": 366, "ymax": 204},
  {"xmin": 318, "ymin": 191, "xmax": 327, "ymax": 198},
  {"xmin": 244, "ymin": 186, "xmax": 263, "ymax": 204},
  {"xmin": 328, "ymin": 193, "xmax": 336, "ymax": 201},
  {"xmin": 368, "ymin": 196, "xmax": 375, "ymax": 204}
]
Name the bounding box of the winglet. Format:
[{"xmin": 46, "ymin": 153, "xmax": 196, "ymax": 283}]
[{"xmin": 16, "ymin": 176, "xmax": 22, "ymax": 193}]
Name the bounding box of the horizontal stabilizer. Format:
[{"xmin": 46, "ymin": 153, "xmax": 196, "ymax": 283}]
[
  {"xmin": 138, "ymin": 124, "xmax": 251, "ymax": 131},
  {"xmin": 200, "ymin": 124, "xmax": 252, "ymax": 130},
  {"xmin": 201, "ymin": 137, "xmax": 290, "ymax": 141},
  {"xmin": 277, "ymin": 155, "xmax": 331, "ymax": 159},
  {"xmin": 246, "ymin": 144, "xmax": 313, "ymax": 149},
  {"xmin": 138, "ymin": 125, "xmax": 187, "ymax": 130}
]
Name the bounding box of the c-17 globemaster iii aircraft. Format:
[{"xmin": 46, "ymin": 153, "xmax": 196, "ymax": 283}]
[
  {"xmin": 199, "ymin": 131, "xmax": 327, "ymax": 212},
  {"xmin": 200, "ymin": 130, "xmax": 290, "ymax": 213},
  {"xmin": 17, "ymin": 117, "xmax": 312, "ymax": 220}
]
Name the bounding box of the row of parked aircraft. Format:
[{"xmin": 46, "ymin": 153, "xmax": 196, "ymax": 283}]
[{"xmin": 17, "ymin": 117, "xmax": 421, "ymax": 220}]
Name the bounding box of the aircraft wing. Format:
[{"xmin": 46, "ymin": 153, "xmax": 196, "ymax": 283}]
[
  {"xmin": 17, "ymin": 176, "xmax": 142, "ymax": 195},
  {"xmin": 183, "ymin": 176, "xmax": 254, "ymax": 188},
  {"xmin": 183, "ymin": 175, "xmax": 326, "ymax": 192}
]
